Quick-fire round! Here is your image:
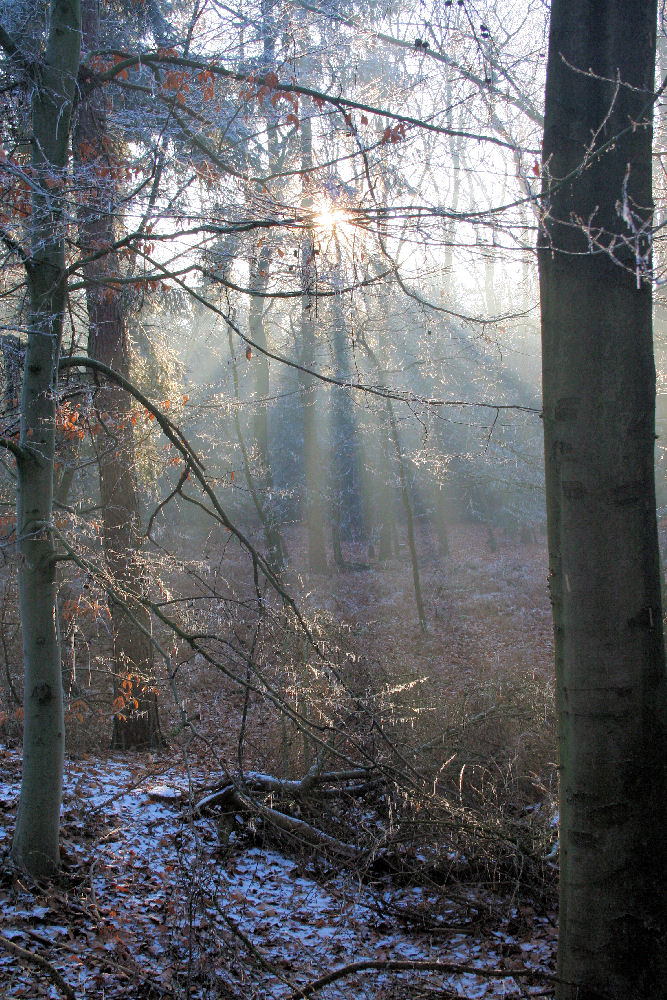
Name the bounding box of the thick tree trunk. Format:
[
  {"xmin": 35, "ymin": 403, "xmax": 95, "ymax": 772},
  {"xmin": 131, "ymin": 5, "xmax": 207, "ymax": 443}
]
[
  {"xmin": 11, "ymin": 0, "xmax": 81, "ymax": 877},
  {"xmin": 74, "ymin": 0, "xmax": 161, "ymax": 749},
  {"xmin": 539, "ymin": 2, "xmax": 667, "ymax": 997}
]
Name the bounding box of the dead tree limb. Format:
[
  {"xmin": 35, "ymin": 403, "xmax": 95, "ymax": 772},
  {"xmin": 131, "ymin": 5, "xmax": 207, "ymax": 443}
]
[
  {"xmin": 0, "ymin": 932, "xmax": 76, "ymax": 1000},
  {"xmin": 193, "ymin": 767, "xmax": 379, "ymax": 813},
  {"xmin": 287, "ymin": 957, "xmax": 556, "ymax": 1000},
  {"xmin": 232, "ymin": 787, "xmax": 362, "ymax": 858},
  {"xmin": 194, "ymin": 781, "xmax": 364, "ymax": 859}
]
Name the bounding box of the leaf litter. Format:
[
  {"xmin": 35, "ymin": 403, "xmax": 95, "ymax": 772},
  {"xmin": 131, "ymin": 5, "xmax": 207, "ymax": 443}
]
[
  {"xmin": 0, "ymin": 524, "xmax": 560, "ymax": 999},
  {"xmin": 0, "ymin": 742, "xmax": 555, "ymax": 1000}
]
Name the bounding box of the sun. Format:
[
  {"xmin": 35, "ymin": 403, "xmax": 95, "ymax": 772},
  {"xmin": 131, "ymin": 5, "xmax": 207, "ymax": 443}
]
[{"xmin": 313, "ymin": 201, "xmax": 351, "ymax": 235}]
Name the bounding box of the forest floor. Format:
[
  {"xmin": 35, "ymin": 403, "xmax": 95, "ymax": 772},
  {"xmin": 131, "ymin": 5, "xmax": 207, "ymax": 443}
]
[{"xmin": 0, "ymin": 523, "xmax": 559, "ymax": 999}]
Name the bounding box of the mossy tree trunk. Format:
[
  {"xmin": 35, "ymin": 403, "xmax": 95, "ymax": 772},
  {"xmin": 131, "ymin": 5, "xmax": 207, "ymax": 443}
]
[
  {"xmin": 539, "ymin": 2, "xmax": 667, "ymax": 996},
  {"xmin": 11, "ymin": 0, "xmax": 81, "ymax": 877}
]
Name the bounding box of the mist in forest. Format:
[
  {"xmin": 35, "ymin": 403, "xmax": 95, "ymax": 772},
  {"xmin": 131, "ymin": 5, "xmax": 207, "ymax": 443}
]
[{"xmin": 2, "ymin": 0, "xmax": 666, "ymax": 995}]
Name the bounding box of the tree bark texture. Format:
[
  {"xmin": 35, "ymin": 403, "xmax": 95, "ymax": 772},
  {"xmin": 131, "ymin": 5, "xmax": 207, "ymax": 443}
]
[
  {"xmin": 538, "ymin": 2, "xmax": 667, "ymax": 997},
  {"xmin": 74, "ymin": 0, "xmax": 160, "ymax": 749},
  {"xmin": 12, "ymin": 0, "xmax": 81, "ymax": 877}
]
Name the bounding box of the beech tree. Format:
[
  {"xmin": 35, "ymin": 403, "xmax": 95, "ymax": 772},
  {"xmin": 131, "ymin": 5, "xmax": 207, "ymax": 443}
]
[
  {"xmin": 538, "ymin": 1, "xmax": 667, "ymax": 996},
  {"xmin": 1, "ymin": 0, "xmax": 82, "ymax": 876}
]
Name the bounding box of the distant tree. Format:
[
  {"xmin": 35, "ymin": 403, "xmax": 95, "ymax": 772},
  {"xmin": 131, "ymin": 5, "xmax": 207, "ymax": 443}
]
[
  {"xmin": 329, "ymin": 239, "xmax": 367, "ymax": 565},
  {"xmin": 298, "ymin": 114, "xmax": 328, "ymax": 573},
  {"xmin": 538, "ymin": 1, "xmax": 667, "ymax": 996}
]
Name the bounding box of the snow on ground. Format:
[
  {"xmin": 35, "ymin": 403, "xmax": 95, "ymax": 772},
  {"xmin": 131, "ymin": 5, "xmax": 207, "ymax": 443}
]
[{"xmin": 0, "ymin": 746, "xmax": 556, "ymax": 999}]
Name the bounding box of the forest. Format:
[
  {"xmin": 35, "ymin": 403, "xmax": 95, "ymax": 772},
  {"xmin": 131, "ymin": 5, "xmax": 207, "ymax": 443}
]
[{"xmin": 0, "ymin": 1, "xmax": 665, "ymax": 998}]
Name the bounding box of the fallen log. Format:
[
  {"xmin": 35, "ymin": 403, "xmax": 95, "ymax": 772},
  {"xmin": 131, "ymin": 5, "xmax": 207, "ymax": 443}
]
[
  {"xmin": 232, "ymin": 787, "xmax": 362, "ymax": 858},
  {"xmin": 190, "ymin": 766, "xmax": 379, "ymax": 860}
]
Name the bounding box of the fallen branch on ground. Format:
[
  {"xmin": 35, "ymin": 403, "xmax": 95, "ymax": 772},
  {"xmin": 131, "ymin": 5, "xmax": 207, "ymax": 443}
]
[
  {"xmin": 193, "ymin": 767, "xmax": 377, "ymax": 811},
  {"xmin": 0, "ymin": 932, "xmax": 76, "ymax": 1000},
  {"xmin": 194, "ymin": 782, "xmax": 363, "ymax": 859},
  {"xmin": 287, "ymin": 957, "xmax": 557, "ymax": 1000},
  {"xmin": 233, "ymin": 787, "xmax": 362, "ymax": 858},
  {"xmin": 191, "ymin": 765, "xmax": 384, "ymax": 859}
]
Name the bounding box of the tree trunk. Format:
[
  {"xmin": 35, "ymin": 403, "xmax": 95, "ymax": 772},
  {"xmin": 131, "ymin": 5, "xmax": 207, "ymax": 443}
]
[
  {"xmin": 370, "ymin": 404, "xmax": 397, "ymax": 561},
  {"xmin": 299, "ymin": 116, "xmax": 327, "ymax": 573},
  {"xmin": 11, "ymin": 0, "xmax": 81, "ymax": 877},
  {"xmin": 247, "ymin": 0, "xmax": 287, "ymax": 574},
  {"xmin": 359, "ymin": 334, "xmax": 425, "ymax": 627},
  {"xmin": 432, "ymin": 488, "xmax": 450, "ymax": 558},
  {"xmin": 249, "ymin": 248, "xmax": 287, "ymax": 572},
  {"xmin": 228, "ymin": 323, "xmax": 288, "ymax": 577},
  {"xmin": 329, "ymin": 242, "xmax": 365, "ymax": 560},
  {"xmin": 539, "ymin": 2, "xmax": 667, "ymax": 997},
  {"xmin": 74, "ymin": 0, "xmax": 161, "ymax": 749},
  {"xmin": 385, "ymin": 400, "xmax": 427, "ymax": 632}
]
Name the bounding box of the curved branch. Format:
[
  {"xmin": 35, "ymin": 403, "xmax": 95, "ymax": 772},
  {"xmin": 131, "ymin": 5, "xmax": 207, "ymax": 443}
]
[
  {"xmin": 88, "ymin": 49, "xmax": 532, "ymax": 152},
  {"xmin": 57, "ymin": 355, "xmax": 319, "ymax": 642},
  {"xmin": 0, "ymin": 436, "xmax": 25, "ymax": 462},
  {"xmin": 132, "ymin": 249, "xmax": 541, "ymax": 416},
  {"xmin": 288, "ymin": 958, "xmax": 555, "ymax": 1000}
]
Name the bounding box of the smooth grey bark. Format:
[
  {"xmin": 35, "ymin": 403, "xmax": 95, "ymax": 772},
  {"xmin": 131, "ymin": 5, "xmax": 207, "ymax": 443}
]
[
  {"xmin": 11, "ymin": 0, "xmax": 81, "ymax": 877},
  {"xmin": 538, "ymin": 2, "xmax": 667, "ymax": 996}
]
